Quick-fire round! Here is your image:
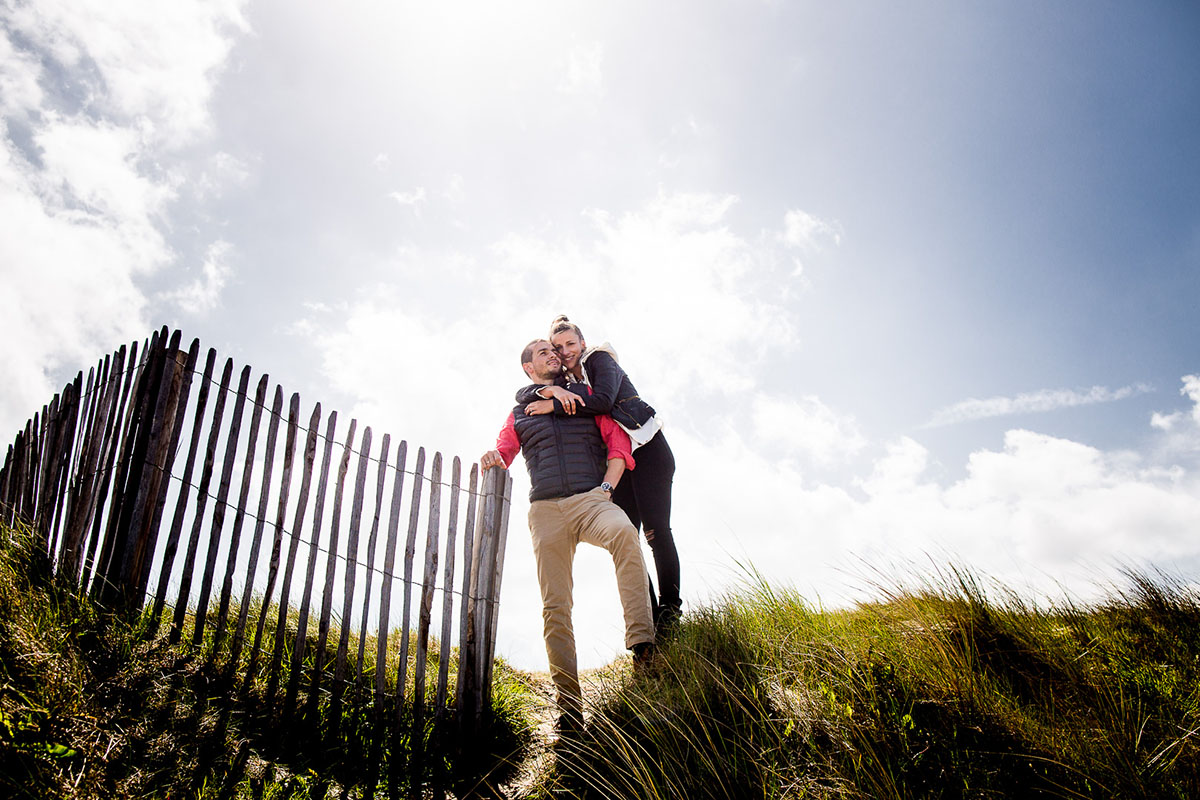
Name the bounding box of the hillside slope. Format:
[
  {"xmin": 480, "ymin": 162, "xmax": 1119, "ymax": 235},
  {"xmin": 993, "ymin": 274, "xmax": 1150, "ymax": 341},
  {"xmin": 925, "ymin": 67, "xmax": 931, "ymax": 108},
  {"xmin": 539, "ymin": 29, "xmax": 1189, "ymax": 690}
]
[{"xmin": 5, "ymin": 516, "xmax": 1199, "ymax": 799}]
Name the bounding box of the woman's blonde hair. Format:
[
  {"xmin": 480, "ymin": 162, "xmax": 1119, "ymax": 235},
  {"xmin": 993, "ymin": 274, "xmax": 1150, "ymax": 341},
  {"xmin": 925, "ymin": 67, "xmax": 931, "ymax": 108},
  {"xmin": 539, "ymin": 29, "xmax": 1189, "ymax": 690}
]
[{"xmin": 549, "ymin": 314, "xmax": 584, "ymax": 341}]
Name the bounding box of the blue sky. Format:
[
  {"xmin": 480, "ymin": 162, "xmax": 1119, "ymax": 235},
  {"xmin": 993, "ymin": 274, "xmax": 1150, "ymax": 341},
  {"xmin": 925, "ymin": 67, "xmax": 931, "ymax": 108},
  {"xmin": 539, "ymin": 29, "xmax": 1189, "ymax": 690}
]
[{"xmin": 3, "ymin": 1, "xmax": 1199, "ymax": 670}]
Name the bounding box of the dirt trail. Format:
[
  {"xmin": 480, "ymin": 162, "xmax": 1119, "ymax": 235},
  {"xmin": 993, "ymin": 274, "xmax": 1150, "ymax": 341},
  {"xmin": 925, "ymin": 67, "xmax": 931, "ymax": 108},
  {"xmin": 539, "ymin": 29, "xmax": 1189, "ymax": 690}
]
[{"xmin": 499, "ymin": 662, "xmax": 627, "ymax": 799}]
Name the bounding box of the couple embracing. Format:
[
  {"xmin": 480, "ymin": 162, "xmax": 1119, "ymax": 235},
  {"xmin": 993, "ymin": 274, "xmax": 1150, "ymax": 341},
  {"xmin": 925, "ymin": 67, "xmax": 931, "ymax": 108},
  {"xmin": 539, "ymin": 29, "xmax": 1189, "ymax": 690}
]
[{"xmin": 480, "ymin": 315, "xmax": 680, "ymax": 732}]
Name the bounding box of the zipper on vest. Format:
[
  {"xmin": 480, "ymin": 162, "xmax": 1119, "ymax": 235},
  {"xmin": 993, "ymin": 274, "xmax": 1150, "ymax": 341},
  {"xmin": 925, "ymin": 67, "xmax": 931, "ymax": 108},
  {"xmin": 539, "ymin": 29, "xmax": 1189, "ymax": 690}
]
[{"xmin": 552, "ymin": 415, "xmax": 569, "ymax": 497}]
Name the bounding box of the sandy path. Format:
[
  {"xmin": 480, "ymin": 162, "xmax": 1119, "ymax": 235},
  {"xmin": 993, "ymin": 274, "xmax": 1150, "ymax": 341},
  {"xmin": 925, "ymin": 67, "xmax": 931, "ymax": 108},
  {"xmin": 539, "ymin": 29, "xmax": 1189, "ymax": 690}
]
[{"xmin": 499, "ymin": 661, "xmax": 629, "ymax": 799}]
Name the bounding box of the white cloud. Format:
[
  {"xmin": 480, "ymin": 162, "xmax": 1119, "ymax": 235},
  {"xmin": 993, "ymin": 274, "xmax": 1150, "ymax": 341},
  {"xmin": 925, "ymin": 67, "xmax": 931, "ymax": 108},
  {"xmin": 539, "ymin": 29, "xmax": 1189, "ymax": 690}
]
[
  {"xmin": 954, "ymin": 430, "xmax": 1107, "ymax": 501},
  {"xmin": 1182, "ymin": 375, "xmax": 1200, "ymax": 422},
  {"xmin": 6, "ymin": 0, "xmax": 249, "ymax": 145},
  {"xmin": 938, "ymin": 430, "xmax": 1200, "ymax": 570},
  {"xmin": 779, "ymin": 209, "xmax": 842, "ymax": 277},
  {"xmin": 408, "ymin": 188, "xmax": 803, "ymax": 407},
  {"xmin": 926, "ymin": 383, "xmax": 1154, "ymax": 428},
  {"xmin": 858, "ymin": 436, "xmax": 930, "ymax": 496},
  {"xmin": 163, "ymin": 240, "xmax": 235, "ymax": 315},
  {"xmin": 389, "ymin": 187, "xmax": 427, "ymax": 214},
  {"xmin": 680, "ymin": 425, "xmax": 1200, "ymax": 616},
  {"xmin": 195, "ymin": 151, "xmax": 252, "ymax": 199},
  {"xmin": 1151, "ymin": 412, "xmax": 1179, "ymax": 432},
  {"xmin": 558, "ymin": 41, "xmax": 604, "ymax": 99},
  {"xmin": 751, "ymin": 395, "xmax": 866, "ymax": 466},
  {"xmin": 0, "ymin": 31, "xmax": 44, "ymax": 115},
  {"xmin": 1150, "ymin": 375, "xmax": 1200, "ymax": 444},
  {"xmin": 657, "ymin": 115, "xmax": 709, "ymax": 170},
  {"xmin": 568, "ymin": 190, "xmax": 798, "ymax": 400},
  {"xmin": 37, "ymin": 119, "xmax": 178, "ymax": 235},
  {"xmin": 781, "ymin": 208, "xmax": 842, "ymax": 250},
  {"xmin": 443, "ymin": 173, "xmax": 465, "ymax": 204}
]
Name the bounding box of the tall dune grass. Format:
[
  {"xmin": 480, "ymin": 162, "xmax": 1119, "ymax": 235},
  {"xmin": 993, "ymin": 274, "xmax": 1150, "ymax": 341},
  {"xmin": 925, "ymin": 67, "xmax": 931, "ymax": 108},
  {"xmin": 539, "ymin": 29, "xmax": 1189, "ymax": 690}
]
[{"xmin": 539, "ymin": 567, "xmax": 1200, "ymax": 799}]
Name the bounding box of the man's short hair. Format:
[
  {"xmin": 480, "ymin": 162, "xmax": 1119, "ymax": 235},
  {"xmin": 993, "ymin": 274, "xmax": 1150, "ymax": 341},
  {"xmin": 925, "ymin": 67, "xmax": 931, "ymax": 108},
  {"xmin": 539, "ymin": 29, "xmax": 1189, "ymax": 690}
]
[{"xmin": 521, "ymin": 339, "xmax": 548, "ymax": 365}]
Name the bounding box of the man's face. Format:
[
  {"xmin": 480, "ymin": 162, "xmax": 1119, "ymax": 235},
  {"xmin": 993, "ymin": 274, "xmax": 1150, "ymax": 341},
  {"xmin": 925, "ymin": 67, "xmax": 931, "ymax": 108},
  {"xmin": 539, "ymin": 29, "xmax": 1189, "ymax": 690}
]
[
  {"xmin": 550, "ymin": 330, "xmax": 585, "ymax": 373},
  {"xmin": 524, "ymin": 340, "xmax": 562, "ymax": 382}
]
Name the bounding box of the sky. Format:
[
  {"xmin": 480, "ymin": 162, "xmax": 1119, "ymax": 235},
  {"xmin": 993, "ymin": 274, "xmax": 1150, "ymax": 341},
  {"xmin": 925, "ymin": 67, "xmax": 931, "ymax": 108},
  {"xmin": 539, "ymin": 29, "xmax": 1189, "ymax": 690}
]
[{"xmin": 3, "ymin": 0, "xmax": 1200, "ymax": 671}]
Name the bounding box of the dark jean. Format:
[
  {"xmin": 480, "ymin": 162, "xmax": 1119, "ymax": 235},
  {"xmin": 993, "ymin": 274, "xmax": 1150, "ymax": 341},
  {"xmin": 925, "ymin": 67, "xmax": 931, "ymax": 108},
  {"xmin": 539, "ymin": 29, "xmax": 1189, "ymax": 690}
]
[{"xmin": 612, "ymin": 430, "xmax": 681, "ymax": 621}]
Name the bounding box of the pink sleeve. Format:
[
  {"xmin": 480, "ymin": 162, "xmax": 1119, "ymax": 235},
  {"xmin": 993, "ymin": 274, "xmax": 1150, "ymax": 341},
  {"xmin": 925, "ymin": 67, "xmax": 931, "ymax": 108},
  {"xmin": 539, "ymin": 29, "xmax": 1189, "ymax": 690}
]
[
  {"xmin": 597, "ymin": 415, "xmax": 635, "ymax": 471},
  {"xmin": 496, "ymin": 412, "xmax": 520, "ymax": 467}
]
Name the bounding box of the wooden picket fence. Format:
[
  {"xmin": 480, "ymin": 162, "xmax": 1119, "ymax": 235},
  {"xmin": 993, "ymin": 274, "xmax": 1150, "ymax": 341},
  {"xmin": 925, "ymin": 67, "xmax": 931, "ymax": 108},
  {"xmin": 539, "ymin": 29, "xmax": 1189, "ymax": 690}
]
[{"xmin": 0, "ymin": 326, "xmax": 513, "ymax": 794}]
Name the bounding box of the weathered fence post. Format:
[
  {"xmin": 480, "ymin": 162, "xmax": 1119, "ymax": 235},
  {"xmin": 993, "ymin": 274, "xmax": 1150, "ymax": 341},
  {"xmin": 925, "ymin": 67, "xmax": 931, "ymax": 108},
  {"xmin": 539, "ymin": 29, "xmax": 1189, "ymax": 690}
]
[
  {"xmin": 60, "ymin": 351, "xmax": 117, "ymax": 583},
  {"xmin": 356, "ymin": 433, "xmax": 391, "ymax": 687},
  {"xmin": 213, "ymin": 373, "xmax": 271, "ymax": 654},
  {"xmin": 458, "ymin": 465, "xmax": 509, "ymax": 737},
  {"xmin": 34, "ymin": 398, "xmax": 57, "ymax": 542},
  {"xmin": 192, "ymin": 364, "xmax": 252, "ymax": 647},
  {"xmin": 57, "ymin": 364, "xmax": 99, "ymax": 561},
  {"xmin": 228, "ymin": 383, "xmax": 286, "ymax": 671},
  {"xmin": 127, "ymin": 334, "xmax": 198, "ymax": 606},
  {"xmin": 483, "ymin": 471, "xmax": 513, "ymax": 699},
  {"xmin": 88, "ymin": 336, "xmax": 148, "ymax": 602},
  {"xmin": 170, "ymin": 356, "xmax": 234, "ymax": 644},
  {"xmin": 149, "ymin": 346, "xmax": 217, "ymax": 638},
  {"xmin": 328, "ymin": 425, "xmax": 373, "ymax": 745},
  {"xmin": 284, "ymin": 408, "xmax": 337, "ymax": 727},
  {"xmin": 390, "ymin": 445, "xmax": 425, "ymax": 799},
  {"xmin": 369, "ymin": 439, "xmax": 407, "ymax": 799},
  {"xmin": 410, "ymin": 451, "xmax": 443, "ymax": 795},
  {"xmin": 265, "ymin": 401, "xmax": 321, "ymax": 713},
  {"xmin": 44, "ymin": 375, "xmax": 82, "ymax": 559},
  {"xmin": 79, "ymin": 340, "xmax": 133, "ymax": 592},
  {"xmin": 243, "ymin": 391, "xmax": 301, "ymax": 699},
  {"xmin": 307, "ymin": 417, "xmax": 357, "ymax": 734},
  {"xmin": 96, "ymin": 328, "xmax": 168, "ymax": 610},
  {"xmin": 21, "ymin": 415, "xmax": 39, "ymax": 528},
  {"xmin": 0, "ymin": 444, "xmax": 13, "ymax": 522},
  {"xmin": 453, "ymin": 465, "xmax": 480, "ymax": 712},
  {"xmin": 436, "ymin": 457, "xmax": 463, "ymax": 715}
]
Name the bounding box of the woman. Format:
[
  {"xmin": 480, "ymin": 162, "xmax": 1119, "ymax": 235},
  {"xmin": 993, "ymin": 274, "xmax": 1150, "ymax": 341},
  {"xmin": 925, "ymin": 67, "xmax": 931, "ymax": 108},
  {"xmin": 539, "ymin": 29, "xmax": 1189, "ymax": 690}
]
[{"xmin": 519, "ymin": 315, "xmax": 681, "ymax": 634}]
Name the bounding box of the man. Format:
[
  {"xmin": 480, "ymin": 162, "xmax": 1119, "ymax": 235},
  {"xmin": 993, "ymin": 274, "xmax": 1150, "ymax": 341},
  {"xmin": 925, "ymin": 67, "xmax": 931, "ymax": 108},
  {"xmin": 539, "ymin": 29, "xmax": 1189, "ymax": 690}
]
[{"xmin": 481, "ymin": 339, "xmax": 654, "ymax": 731}]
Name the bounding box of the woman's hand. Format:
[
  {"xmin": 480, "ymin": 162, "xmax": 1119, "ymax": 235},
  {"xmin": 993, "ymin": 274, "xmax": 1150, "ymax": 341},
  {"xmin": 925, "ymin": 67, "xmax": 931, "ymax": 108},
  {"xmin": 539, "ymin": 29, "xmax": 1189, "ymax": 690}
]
[
  {"xmin": 524, "ymin": 399, "xmax": 555, "ymax": 416},
  {"xmin": 542, "ymin": 385, "xmax": 584, "ymax": 414}
]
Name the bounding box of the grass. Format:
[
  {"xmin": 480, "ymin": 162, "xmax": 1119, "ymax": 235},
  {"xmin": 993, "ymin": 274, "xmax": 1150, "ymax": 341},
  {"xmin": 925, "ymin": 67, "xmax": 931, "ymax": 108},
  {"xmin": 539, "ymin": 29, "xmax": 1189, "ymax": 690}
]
[
  {"xmin": 6, "ymin": 509, "xmax": 1200, "ymax": 799},
  {"xmin": 0, "ymin": 519, "xmax": 539, "ymax": 798},
  {"xmin": 535, "ymin": 567, "xmax": 1200, "ymax": 799}
]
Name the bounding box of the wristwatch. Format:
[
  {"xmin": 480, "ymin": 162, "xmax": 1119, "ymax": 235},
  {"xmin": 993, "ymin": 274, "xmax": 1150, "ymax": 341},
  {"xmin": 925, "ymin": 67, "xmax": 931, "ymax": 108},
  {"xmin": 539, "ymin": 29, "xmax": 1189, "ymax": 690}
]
[{"xmin": 599, "ymin": 481, "xmax": 614, "ymax": 493}]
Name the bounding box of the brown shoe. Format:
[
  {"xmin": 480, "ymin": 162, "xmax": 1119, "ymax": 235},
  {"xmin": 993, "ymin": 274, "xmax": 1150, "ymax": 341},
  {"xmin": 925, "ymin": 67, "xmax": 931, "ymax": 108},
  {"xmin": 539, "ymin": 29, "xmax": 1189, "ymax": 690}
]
[
  {"xmin": 554, "ymin": 709, "xmax": 583, "ymax": 741},
  {"xmin": 631, "ymin": 641, "xmax": 655, "ymax": 671}
]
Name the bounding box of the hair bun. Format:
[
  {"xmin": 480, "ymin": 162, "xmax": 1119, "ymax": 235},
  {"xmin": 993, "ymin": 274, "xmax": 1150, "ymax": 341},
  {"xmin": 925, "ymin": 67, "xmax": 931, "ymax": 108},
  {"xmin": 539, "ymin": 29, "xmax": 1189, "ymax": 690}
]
[{"xmin": 549, "ymin": 315, "xmax": 582, "ymax": 340}]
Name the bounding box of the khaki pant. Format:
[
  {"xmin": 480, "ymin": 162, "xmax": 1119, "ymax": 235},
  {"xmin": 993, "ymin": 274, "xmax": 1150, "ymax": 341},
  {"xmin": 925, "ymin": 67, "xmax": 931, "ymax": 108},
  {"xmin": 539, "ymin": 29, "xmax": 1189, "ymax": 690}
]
[{"xmin": 529, "ymin": 487, "xmax": 654, "ymax": 717}]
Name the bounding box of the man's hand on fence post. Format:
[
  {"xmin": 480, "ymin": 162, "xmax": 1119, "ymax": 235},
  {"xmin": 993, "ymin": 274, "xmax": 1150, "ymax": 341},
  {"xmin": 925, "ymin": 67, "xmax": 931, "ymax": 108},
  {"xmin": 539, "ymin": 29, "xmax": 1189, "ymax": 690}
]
[{"xmin": 480, "ymin": 450, "xmax": 506, "ymax": 470}]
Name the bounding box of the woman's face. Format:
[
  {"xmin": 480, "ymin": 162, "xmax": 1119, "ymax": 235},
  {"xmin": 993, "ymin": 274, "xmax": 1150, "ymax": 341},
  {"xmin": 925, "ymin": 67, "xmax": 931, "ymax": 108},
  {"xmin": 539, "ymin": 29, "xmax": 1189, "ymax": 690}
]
[{"xmin": 551, "ymin": 330, "xmax": 585, "ymax": 374}]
